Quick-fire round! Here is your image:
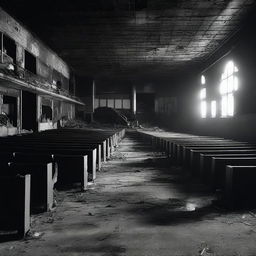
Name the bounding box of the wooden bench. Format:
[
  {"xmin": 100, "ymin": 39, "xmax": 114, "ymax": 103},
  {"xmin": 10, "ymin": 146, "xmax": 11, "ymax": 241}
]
[
  {"xmin": 179, "ymin": 142, "xmax": 247, "ymax": 166},
  {"xmin": 54, "ymin": 154, "xmax": 88, "ymax": 190},
  {"xmin": 187, "ymin": 146, "xmax": 256, "ymax": 175},
  {"xmin": 0, "ymin": 128, "xmax": 126, "ymax": 241},
  {"xmin": 183, "ymin": 143, "xmax": 251, "ymax": 165},
  {"xmin": 211, "ymin": 157, "xmax": 256, "ymax": 190},
  {"xmin": 0, "ymin": 146, "xmax": 97, "ymax": 182},
  {"xmin": 0, "ymin": 128, "xmax": 125, "ymax": 184},
  {"xmin": 199, "ymin": 151, "xmax": 256, "ymax": 182},
  {"xmin": 9, "ymin": 137, "xmax": 105, "ymax": 167},
  {"xmin": 9, "ymin": 162, "xmax": 53, "ymax": 213},
  {"xmin": 225, "ymin": 165, "xmax": 256, "ymax": 209}
]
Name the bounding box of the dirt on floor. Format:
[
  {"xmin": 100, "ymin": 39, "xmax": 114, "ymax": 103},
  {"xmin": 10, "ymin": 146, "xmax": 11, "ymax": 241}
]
[{"xmin": 1, "ymin": 131, "xmax": 256, "ymax": 256}]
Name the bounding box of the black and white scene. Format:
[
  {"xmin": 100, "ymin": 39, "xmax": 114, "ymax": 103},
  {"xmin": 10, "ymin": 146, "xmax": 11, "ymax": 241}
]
[{"xmin": 0, "ymin": 0, "xmax": 256, "ymax": 255}]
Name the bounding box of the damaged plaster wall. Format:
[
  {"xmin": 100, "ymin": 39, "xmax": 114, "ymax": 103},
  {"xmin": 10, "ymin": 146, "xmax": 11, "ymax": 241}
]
[
  {"xmin": 0, "ymin": 7, "xmax": 70, "ymax": 79},
  {"xmin": 37, "ymin": 96, "xmax": 75, "ymax": 131}
]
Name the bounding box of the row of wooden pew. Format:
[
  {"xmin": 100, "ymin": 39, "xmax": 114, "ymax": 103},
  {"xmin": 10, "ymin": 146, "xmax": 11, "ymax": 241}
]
[
  {"xmin": 138, "ymin": 130, "xmax": 256, "ymax": 210},
  {"xmin": 0, "ymin": 128, "xmax": 125, "ymax": 239}
]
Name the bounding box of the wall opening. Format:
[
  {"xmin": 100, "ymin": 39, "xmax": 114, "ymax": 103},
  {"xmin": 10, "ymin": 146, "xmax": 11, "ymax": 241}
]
[
  {"xmin": 69, "ymin": 78, "xmax": 75, "ymax": 95},
  {"xmin": 2, "ymin": 95, "xmax": 17, "ymax": 127},
  {"xmin": 136, "ymin": 93, "xmax": 155, "ymax": 123},
  {"xmin": 25, "ymin": 50, "xmax": 37, "ymax": 74},
  {"xmin": 2, "ymin": 34, "xmax": 16, "ymax": 64},
  {"xmin": 41, "ymin": 105, "xmax": 52, "ymax": 122},
  {"xmin": 22, "ymin": 91, "xmax": 37, "ymax": 131}
]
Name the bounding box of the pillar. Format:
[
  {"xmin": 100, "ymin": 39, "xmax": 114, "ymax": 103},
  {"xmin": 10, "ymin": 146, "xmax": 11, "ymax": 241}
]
[{"xmin": 132, "ymin": 85, "xmax": 136, "ymax": 115}]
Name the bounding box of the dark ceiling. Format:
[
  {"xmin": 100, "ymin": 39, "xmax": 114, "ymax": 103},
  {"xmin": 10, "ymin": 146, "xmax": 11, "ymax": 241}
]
[{"xmin": 1, "ymin": 0, "xmax": 256, "ymax": 80}]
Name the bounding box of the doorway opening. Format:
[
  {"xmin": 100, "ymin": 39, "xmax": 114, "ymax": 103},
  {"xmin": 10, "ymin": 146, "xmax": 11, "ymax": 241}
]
[
  {"xmin": 2, "ymin": 34, "xmax": 16, "ymax": 64},
  {"xmin": 22, "ymin": 91, "xmax": 37, "ymax": 131},
  {"xmin": 2, "ymin": 95, "xmax": 17, "ymax": 127},
  {"xmin": 136, "ymin": 93, "xmax": 155, "ymax": 124},
  {"xmin": 25, "ymin": 50, "xmax": 37, "ymax": 74}
]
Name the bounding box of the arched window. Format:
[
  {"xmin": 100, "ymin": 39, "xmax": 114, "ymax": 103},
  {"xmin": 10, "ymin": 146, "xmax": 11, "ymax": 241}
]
[
  {"xmin": 219, "ymin": 61, "xmax": 238, "ymax": 117},
  {"xmin": 200, "ymin": 74, "xmax": 207, "ymax": 118}
]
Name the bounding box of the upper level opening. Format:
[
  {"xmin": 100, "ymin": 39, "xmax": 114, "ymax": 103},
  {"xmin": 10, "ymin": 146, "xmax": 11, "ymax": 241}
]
[{"xmin": 25, "ymin": 50, "xmax": 37, "ymax": 74}]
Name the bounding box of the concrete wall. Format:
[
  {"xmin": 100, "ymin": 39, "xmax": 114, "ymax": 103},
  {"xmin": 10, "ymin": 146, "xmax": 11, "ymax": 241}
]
[{"xmin": 95, "ymin": 94, "xmax": 131, "ymax": 110}]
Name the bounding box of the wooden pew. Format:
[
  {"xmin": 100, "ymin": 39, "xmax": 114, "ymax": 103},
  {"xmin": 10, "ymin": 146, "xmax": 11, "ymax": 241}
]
[
  {"xmin": 9, "ymin": 162, "xmax": 53, "ymax": 212},
  {"xmin": 14, "ymin": 152, "xmax": 58, "ymax": 183},
  {"xmin": 225, "ymin": 165, "xmax": 256, "ymax": 209},
  {"xmin": 199, "ymin": 151, "xmax": 256, "ymax": 181},
  {"xmin": 0, "ymin": 145, "xmax": 97, "ymax": 182},
  {"xmin": 14, "ymin": 151, "xmax": 88, "ymax": 190},
  {"xmin": 176, "ymin": 140, "xmax": 241, "ymax": 164},
  {"xmin": 167, "ymin": 137, "xmax": 225, "ymax": 158},
  {"xmin": 54, "ymin": 154, "xmax": 88, "ymax": 190},
  {"xmin": 0, "ymin": 128, "xmax": 125, "ymax": 185},
  {"xmin": 183, "ymin": 143, "xmax": 251, "ymax": 166},
  {"xmin": 187, "ymin": 146, "xmax": 256, "ymax": 175},
  {"xmin": 8, "ymin": 137, "xmax": 106, "ymax": 166},
  {"xmin": 211, "ymin": 157, "xmax": 256, "ymax": 190},
  {"xmin": 0, "ymin": 128, "xmax": 125, "ymax": 241}
]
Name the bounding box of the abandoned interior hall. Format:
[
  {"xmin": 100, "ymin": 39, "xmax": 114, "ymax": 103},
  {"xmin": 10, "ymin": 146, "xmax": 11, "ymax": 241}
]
[{"xmin": 2, "ymin": 0, "xmax": 256, "ymax": 255}]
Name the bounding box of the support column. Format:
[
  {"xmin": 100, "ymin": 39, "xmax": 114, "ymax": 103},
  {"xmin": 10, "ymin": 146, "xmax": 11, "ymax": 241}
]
[
  {"xmin": 36, "ymin": 95, "xmax": 42, "ymax": 131},
  {"xmin": 91, "ymin": 80, "xmax": 95, "ymax": 121},
  {"xmin": 16, "ymin": 45, "xmax": 25, "ymax": 68},
  {"xmin": 17, "ymin": 90, "xmax": 21, "ymax": 133},
  {"xmin": 1, "ymin": 33, "xmax": 3, "ymax": 63},
  {"xmin": 0, "ymin": 94, "xmax": 3, "ymax": 114},
  {"xmin": 132, "ymin": 85, "xmax": 136, "ymax": 115}
]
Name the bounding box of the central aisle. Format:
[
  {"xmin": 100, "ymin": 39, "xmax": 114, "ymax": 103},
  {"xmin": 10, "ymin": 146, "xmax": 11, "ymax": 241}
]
[{"xmin": 1, "ymin": 131, "xmax": 256, "ymax": 256}]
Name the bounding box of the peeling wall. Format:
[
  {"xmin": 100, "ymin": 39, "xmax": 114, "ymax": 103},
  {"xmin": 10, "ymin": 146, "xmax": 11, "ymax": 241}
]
[{"xmin": 0, "ymin": 7, "xmax": 70, "ymax": 78}]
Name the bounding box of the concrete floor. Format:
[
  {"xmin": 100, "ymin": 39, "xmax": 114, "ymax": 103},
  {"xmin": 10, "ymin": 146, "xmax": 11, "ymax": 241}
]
[{"xmin": 1, "ymin": 131, "xmax": 256, "ymax": 256}]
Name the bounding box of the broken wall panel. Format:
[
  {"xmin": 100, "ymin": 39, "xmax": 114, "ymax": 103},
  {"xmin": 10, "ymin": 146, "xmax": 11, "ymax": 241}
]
[
  {"xmin": 37, "ymin": 61, "xmax": 51, "ymax": 82},
  {"xmin": 0, "ymin": 8, "xmax": 70, "ymax": 79},
  {"xmin": 62, "ymin": 102, "xmax": 75, "ymax": 120}
]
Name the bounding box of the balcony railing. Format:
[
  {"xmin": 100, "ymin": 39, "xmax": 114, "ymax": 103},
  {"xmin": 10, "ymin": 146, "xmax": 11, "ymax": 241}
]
[{"xmin": 0, "ymin": 51, "xmax": 81, "ymax": 102}]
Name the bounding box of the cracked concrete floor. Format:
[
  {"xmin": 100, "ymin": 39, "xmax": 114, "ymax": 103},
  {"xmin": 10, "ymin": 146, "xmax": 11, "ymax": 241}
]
[{"xmin": 1, "ymin": 131, "xmax": 256, "ymax": 256}]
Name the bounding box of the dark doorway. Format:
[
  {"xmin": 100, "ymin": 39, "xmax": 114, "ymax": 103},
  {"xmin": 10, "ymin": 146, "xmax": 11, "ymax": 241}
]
[
  {"xmin": 25, "ymin": 50, "xmax": 37, "ymax": 74},
  {"xmin": 22, "ymin": 91, "xmax": 37, "ymax": 131},
  {"xmin": 2, "ymin": 95, "xmax": 17, "ymax": 126},
  {"xmin": 136, "ymin": 93, "xmax": 155, "ymax": 123}
]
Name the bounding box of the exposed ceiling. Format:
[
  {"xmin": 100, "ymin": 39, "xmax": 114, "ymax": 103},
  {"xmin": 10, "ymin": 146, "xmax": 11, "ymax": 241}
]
[{"xmin": 1, "ymin": 0, "xmax": 256, "ymax": 80}]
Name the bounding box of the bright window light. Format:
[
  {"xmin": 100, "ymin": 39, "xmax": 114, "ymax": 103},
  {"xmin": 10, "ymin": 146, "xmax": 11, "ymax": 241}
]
[
  {"xmin": 227, "ymin": 94, "xmax": 234, "ymax": 116},
  {"xmin": 220, "ymin": 61, "xmax": 238, "ymax": 117},
  {"xmin": 220, "ymin": 80, "xmax": 227, "ymax": 95},
  {"xmin": 201, "ymin": 101, "xmax": 207, "ymax": 118},
  {"xmin": 200, "ymin": 88, "xmax": 206, "ymax": 99},
  {"xmin": 227, "ymin": 76, "xmax": 233, "ymax": 92},
  {"xmin": 201, "ymin": 75, "xmax": 206, "ymax": 85},
  {"xmin": 211, "ymin": 101, "xmax": 217, "ymax": 118},
  {"xmin": 227, "ymin": 61, "xmax": 234, "ymax": 76},
  {"xmin": 234, "ymin": 76, "xmax": 238, "ymax": 91},
  {"xmin": 221, "ymin": 96, "xmax": 228, "ymax": 117}
]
